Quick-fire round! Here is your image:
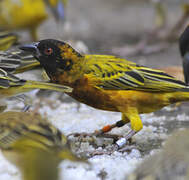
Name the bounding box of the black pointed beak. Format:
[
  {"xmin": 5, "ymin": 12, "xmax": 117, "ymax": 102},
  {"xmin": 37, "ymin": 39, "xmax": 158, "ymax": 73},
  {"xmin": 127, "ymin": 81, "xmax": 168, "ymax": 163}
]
[{"xmin": 19, "ymin": 42, "xmax": 39, "ymax": 56}]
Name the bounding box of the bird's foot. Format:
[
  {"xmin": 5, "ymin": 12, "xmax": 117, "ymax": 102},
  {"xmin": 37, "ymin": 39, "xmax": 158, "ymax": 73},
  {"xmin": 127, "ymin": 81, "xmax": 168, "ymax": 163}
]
[
  {"xmin": 68, "ymin": 122, "xmax": 122, "ymax": 140},
  {"xmin": 115, "ymin": 130, "xmax": 136, "ymax": 149},
  {"xmin": 68, "ymin": 130, "xmax": 138, "ymax": 157}
]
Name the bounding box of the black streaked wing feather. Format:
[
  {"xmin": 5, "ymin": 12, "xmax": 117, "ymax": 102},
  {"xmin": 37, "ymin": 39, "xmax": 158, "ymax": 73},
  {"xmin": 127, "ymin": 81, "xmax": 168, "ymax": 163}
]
[
  {"xmin": 0, "ymin": 117, "xmax": 63, "ymax": 149},
  {"xmin": 0, "ymin": 51, "xmax": 21, "ymax": 72},
  {"xmin": 85, "ymin": 55, "xmax": 188, "ymax": 92},
  {"xmin": 0, "ymin": 49, "xmax": 39, "ymax": 73},
  {"xmin": 0, "ymin": 31, "xmax": 18, "ymax": 51},
  {"xmin": 0, "ymin": 68, "xmax": 26, "ymax": 88}
]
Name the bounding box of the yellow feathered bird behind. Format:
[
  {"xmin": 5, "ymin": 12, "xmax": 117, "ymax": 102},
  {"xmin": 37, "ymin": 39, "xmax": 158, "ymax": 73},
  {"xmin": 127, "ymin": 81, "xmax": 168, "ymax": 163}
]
[
  {"xmin": 0, "ymin": 31, "xmax": 18, "ymax": 51},
  {"xmin": 0, "ymin": 111, "xmax": 83, "ymax": 180},
  {"xmin": 0, "ymin": 0, "xmax": 67, "ymax": 41}
]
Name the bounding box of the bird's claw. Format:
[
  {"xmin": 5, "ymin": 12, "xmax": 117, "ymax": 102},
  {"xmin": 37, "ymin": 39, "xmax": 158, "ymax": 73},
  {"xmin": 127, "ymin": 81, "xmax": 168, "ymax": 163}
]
[{"xmin": 115, "ymin": 130, "xmax": 136, "ymax": 148}]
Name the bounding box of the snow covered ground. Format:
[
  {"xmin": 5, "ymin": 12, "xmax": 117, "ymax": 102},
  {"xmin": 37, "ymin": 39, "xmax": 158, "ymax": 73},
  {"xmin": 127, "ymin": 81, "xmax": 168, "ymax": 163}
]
[{"xmin": 1, "ymin": 89, "xmax": 188, "ymax": 180}]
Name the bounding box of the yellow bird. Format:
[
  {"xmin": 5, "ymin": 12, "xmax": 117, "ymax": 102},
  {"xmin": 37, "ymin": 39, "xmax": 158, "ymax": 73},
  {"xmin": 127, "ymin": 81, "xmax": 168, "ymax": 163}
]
[
  {"xmin": 0, "ymin": 111, "xmax": 82, "ymax": 180},
  {"xmin": 20, "ymin": 38, "xmax": 189, "ymax": 149},
  {"xmin": 0, "ymin": 0, "xmax": 67, "ymax": 41}
]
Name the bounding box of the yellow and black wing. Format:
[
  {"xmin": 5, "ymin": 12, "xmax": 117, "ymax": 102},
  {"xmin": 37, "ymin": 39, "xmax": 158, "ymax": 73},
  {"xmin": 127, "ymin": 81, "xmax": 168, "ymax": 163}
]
[
  {"xmin": 0, "ymin": 68, "xmax": 26, "ymax": 89},
  {"xmin": 0, "ymin": 51, "xmax": 21, "ymax": 73},
  {"xmin": 0, "ymin": 112, "xmax": 65, "ymax": 150},
  {"xmin": 0, "ymin": 31, "xmax": 18, "ymax": 51},
  {"xmin": 85, "ymin": 55, "xmax": 188, "ymax": 92},
  {"xmin": 0, "ymin": 49, "xmax": 40, "ymax": 74}
]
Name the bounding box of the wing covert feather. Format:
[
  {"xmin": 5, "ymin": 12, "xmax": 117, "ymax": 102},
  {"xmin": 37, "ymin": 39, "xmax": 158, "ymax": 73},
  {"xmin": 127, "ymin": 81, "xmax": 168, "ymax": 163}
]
[{"xmin": 84, "ymin": 55, "xmax": 187, "ymax": 92}]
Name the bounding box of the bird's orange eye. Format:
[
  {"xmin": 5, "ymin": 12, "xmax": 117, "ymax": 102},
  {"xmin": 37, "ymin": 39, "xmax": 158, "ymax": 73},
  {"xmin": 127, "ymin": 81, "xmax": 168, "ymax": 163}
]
[{"xmin": 44, "ymin": 48, "xmax": 53, "ymax": 55}]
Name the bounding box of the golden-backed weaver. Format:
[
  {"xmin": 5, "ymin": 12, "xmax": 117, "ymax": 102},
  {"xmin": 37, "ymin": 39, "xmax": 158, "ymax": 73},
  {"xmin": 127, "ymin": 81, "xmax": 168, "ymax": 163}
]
[
  {"xmin": 0, "ymin": 111, "xmax": 81, "ymax": 180},
  {"xmin": 20, "ymin": 39, "xmax": 189, "ymax": 148}
]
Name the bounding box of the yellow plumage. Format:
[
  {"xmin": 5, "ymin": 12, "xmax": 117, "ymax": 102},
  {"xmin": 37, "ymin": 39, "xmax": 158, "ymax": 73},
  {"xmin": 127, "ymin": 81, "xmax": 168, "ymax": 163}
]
[
  {"xmin": 0, "ymin": 31, "xmax": 18, "ymax": 51},
  {"xmin": 0, "ymin": 0, "xmax": 67, "ymax": 41},
  {"xmin": 0, "ymin": 68, "xmax": 72, "ymax": 99},
  {"xmin": 19, "ymin": 39, "xmax": 189, "ymax": 147},
  {"xmin": 0, "ymin": 47, "xmax": 41, "ymax": 74},
  {"xmin": 0, "ymin": 111, "xmax": 82, "ymax": 180}
]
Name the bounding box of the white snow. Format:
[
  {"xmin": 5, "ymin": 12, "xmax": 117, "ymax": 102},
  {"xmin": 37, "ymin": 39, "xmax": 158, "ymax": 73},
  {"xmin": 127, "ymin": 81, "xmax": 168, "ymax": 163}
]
[{"xmin": 0, "ymin": 92, "xmax": 188, "ymax": 180}]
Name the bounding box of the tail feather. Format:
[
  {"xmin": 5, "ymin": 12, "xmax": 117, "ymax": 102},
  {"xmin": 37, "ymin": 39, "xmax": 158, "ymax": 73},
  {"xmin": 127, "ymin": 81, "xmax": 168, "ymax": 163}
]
[
  {"xmin": 14, "ymin": 61, "xmax": 40, "ymax": 74},
  {"xmin": 23, "ymin": 80, "xmax": 72, "ymax": 93}
]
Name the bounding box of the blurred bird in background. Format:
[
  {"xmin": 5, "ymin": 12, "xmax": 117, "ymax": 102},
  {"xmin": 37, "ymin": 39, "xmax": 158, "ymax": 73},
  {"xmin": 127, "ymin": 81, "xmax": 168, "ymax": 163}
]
[
  {"xmin": 0, "ymin": 31, "xmax": 18, "ymax": 51},
  {"xmin": 0, "ymin": 30, "xmax": 41, "ymax": 74},
  {"xmin": 0, "ymin": 0, "xmax": 67, "ymax": 41},
  {"xmin": 0, "ymin": 68, "xmax": 72, "ymax": 99},
  {"xmin": 0, "ymin": 68, "xmax": 72, "ymax": 112},
  {"xmin": 0, "ymin": 33, "xmax": 72, "ymax": 112},
  {"xmin": 45, "ymin": 0, "xmax": 68, "ymax": 22},
  {"xmin": 20, "ymin": 38, "xmax": 189, "ymax": 149},
  {"xmin": 0, "ymin": 111, "xmax": 83, "ymax": 180}
]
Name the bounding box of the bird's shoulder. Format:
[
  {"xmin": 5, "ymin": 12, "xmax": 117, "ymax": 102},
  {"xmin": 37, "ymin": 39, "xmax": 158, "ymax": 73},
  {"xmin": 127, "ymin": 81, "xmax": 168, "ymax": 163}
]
[{"xmin": 83, "ymin": 54, "xmax": 137, "ymax": 77}]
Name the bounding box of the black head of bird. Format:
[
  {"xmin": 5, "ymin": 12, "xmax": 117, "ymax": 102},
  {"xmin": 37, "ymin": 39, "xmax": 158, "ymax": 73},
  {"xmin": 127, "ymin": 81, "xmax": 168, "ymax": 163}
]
[{"xmin": 19, "ymin": 39, "xmax": 83, "ymax": 77}]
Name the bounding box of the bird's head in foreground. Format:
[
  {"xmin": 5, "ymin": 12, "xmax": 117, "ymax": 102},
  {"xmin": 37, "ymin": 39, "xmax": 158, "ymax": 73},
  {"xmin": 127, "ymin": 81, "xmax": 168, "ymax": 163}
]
[
  {"xmin": 20, "ymin": 39, "xmax": 83, "ymax": 78},
  {"xmin": 179, "ymin": 25, "xmax": 189, "ymax": 84}
]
